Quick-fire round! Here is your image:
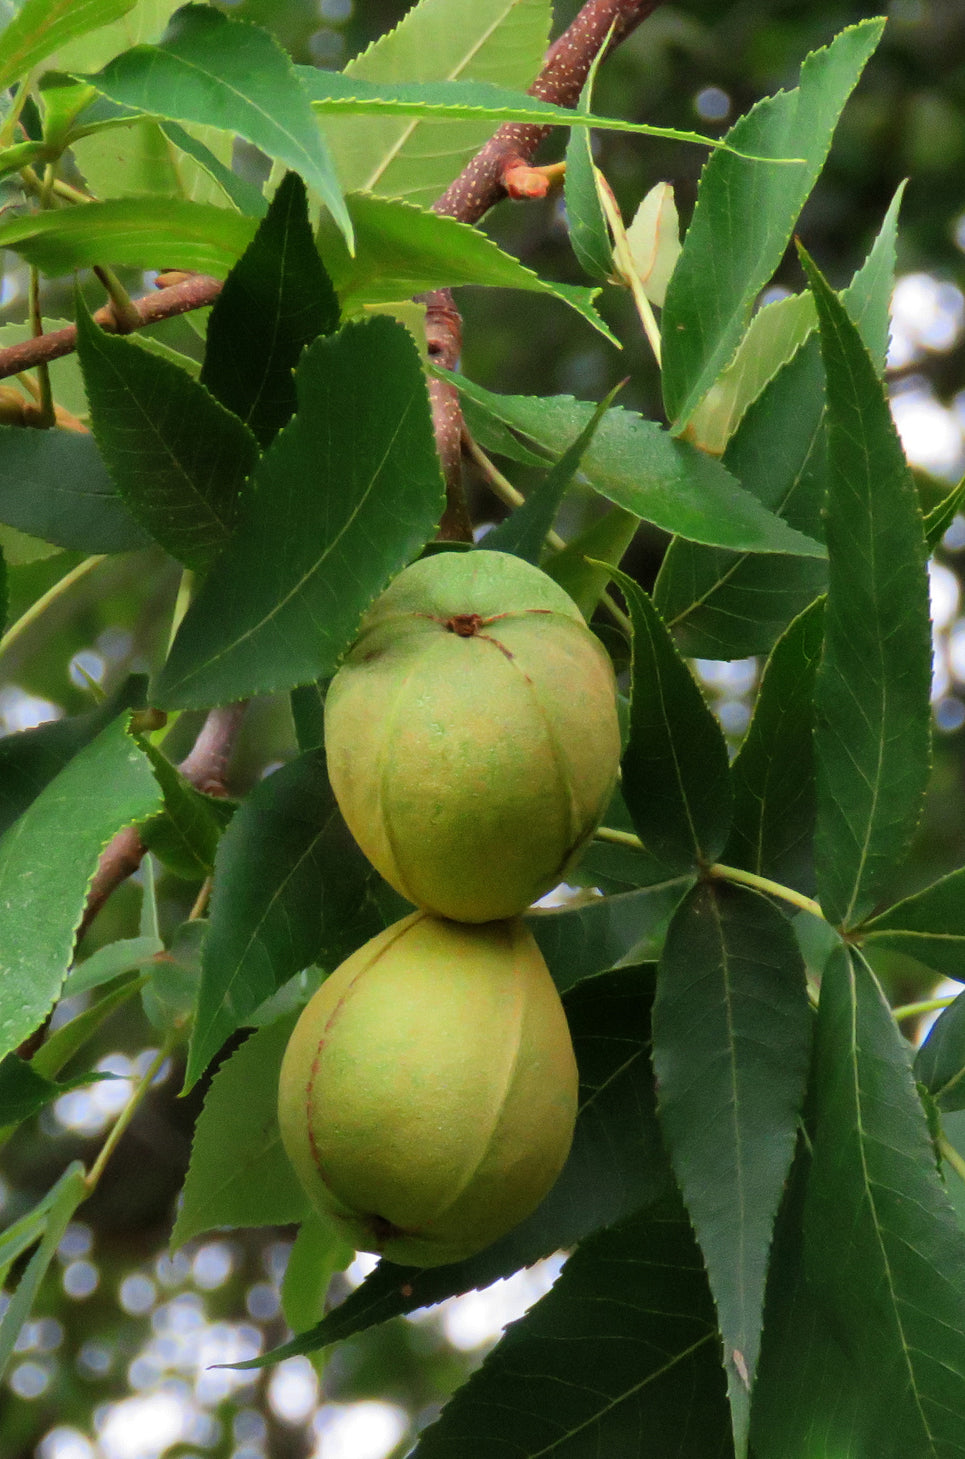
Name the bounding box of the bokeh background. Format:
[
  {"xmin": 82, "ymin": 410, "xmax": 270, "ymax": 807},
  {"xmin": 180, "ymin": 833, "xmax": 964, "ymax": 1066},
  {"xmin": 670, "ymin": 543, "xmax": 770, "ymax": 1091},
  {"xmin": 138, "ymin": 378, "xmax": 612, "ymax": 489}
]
[{"xmin": 1, "ymin": 0, "xmax": 964, "ymax": 1455}]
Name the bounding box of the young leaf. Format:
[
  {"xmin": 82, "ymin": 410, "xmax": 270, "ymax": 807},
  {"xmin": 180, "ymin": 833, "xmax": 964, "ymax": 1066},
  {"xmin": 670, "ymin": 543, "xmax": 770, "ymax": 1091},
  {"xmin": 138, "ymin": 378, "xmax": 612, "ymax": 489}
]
[
  {"xmin": 445, "ymin": 373, "xmax": 825, "ymax": 557},
  {"xmin": 805, "ymin": 946, "xmax": 965, "ymax": 1450},
  {"xmin": 411, "ymin": 1202, "xmax": 731, "ymax": 1459},
  {"xmin": 0, "ymin": 426, "xmax": 151, "ymax": 554},
  {"xmin": 201, "ymin": 173, "xmax": 339, "ymax": 448},
  {"xmin": 184, "ymin": 750, "xmax": 381, "ymax": 1090},
  {"xmin": 76, "ymin": 302, "xmax": 258, "ymax": 572},
  {"xmin": 240, "ymin": 966, "xmax": 670, "ymax": 1360},
  {"xmin": 653, "ymin": 881, "xmax": 812, "ymax": 1456},
  {"xmin": 76, "ymin": 3, "xmax": 352, "ymax": 247},
  {"xmin": 317, "ymin": 194, "xmax": 612, "ymax": 343},
  {"xmin": 861, "ymin": 865, "xmax": 965, "ymax": 980},
  {"xmin": 155, "ymin": 317, "xmax": 444, "ymax": 709},
  {"xmin": 662, "ymin": 19, "xmax": 884, "ymax": 429},
  {"xmin": 722, "ymin": 598, "xmax": 824, "ymax": 894},
  {"xmin": 172, "ymin": 1013, "xmax": 311, "ymax": 1248},
  {"xmin": 319, "ymin": 0, "xmax": 550, "ymax": 207},
  {"xmin": 915, "ymin": 990, "xmax": 965, "ymax": 1113},
  {"xmin": 0, "ymin": 0, "xmax": 135, "ymax": 91},
  {"xmin": 0, "ymin": 715, "xmax": 161, "ymax": 1062},
  {"xmin": 802, "ymin": 250, "xmax": 933, "ymax": 929},
  {"xmin": 281, "ymin": 1214, "xmax": 353, "ymax": 1335},
  {"xmin": 614, "ymin": 569, "xmax": 732, "ymax": 874}
]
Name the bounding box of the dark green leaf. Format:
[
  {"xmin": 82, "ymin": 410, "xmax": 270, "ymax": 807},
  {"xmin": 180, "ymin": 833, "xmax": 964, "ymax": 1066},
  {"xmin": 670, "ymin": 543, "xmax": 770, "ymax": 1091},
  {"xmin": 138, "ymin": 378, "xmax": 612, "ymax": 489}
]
[
  {"xmin": 411, "ymin": 1201, "xmax": 732, "ymax": 1459},
  {"xmin": 244, "ymin": 966, "xmax": 670, "ymax": 1360},
  {"xmin": 802, "ymin": 251, "xmax": 933, "ymax": 929},
  {"xmin": 722, "ymin": 599, "xmax": 824, "ymax": 894},
  {"xmin": 173, "ymin": 1013, "xmax": 311, "ymax": 1248},
  {"xmin": 77, "ymin": 3, "xmax": 352, "ymax": 246},
  {"xmin": 542, "ymin": 506, "xmax": 639, "ymax": 622},
  {"xmin": 0, "ymin": 1054, "xmax": 107, "ymax": 1126},
  {"xmin": 0, "ymin": 0, "xmax": 135, "ymax": 90},
  {"xmin": 184, "ymin": 749, "xmax": 381, "ymax": 1089},
  {"xmin": 159, "ymin": 120, "xmax": 268, "ymax": 217},
  {"xmin": 615, "ymin": 568, "xmax": 732, "ymax": 873},
  {"xmin": 0, "ymin": 426, "xmax": 151, "ymax": 553},
  {"xmin": 0, "ymin": 714, "xmax": 161, "ymax": 1060},
  {"xmin": 76, "ymin": 301, "xmax": 257, "ymax": 572},
  {"xmin": 662, "ymin": 20, "xmax": 884, "ymax": 428},
  {"xmin": 925, "ymin": 476, "xmax": 965, "ymax": 550},
  {"xmin": 528, "ymin": 881, "xmax": 691, "ymax": 991},
  {"xmin": 915, "ymin": 990, "xmax": 965, "ymax": 1113},
  {"xmin": 654, "ymin": 882, "xmax": 811, "ymax": 1454},
  {"xmin": 563, "ymin": 68, "xmax": 613, "ymax": 282},
  {"xmin": 804, "ymin": 947, "xmax": 965, "ymax": 1451},
  {"xmin": 445, "ymin": 373, "xmax": 824, "ymax": 556},
  {"xmin": 861, "ymin": 865, "xmax": 965, "ymax": 981},
  {"xmin": 201, "ymin": 172, "xmax": 339, "ymax": 448},
  {"xmin": 156, "ymin": 317, "xmax": 444, "ymax": 709},
  {"xmin": 289, "ymin": 682, "xmax": 327, "ymax": 752},
  {"xmin": 138, "ymin": 741, "xmax": 233, "ymax": 880}
]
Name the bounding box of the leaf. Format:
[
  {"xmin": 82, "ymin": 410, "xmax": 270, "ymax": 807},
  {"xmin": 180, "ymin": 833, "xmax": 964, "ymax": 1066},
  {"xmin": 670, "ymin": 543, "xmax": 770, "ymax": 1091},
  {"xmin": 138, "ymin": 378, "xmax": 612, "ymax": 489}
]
[
  {"xmin": 445, "ymin": 374, "xmax": 825, "ymax": 556},
  {"xmin": 317, "ymin": 0, "xmax": 550, "ymax": 207},
  {"xmin": 280, "ymin": 1214, "xmax": 353, "ymax": 1335},
  {"xmin": 721, "ymin": 599, "xmax": 824, "ymax": 894},
  {"xmin": 925, "ymin": 475, "xmax": 965, "ymax": 550},
  {"xmin": 0, "ymin": 1164, "xmax": 86, "ymax": 1382},
  {"xmin": 0, "ymin": 714, "xmax": 161, "ymax": 1061},
  {"xmin": 653, "ymin": 881, "xmax": 812, "ymax": 1456},
  {"xmin": 624, "ymin": 182, "xmax": 681, "ymax": 308},
  {"xmin": 411, "ymin": 1201, "xmax": 732, "ymax": 1459},
  {"xmin": 50, "ymin": 0, "xmax": 183, "ymax": 74},
  {"xmin": 563, "ymin": 65, "xmax": 614, "ymax": 282},
  {"xmin": 76, "ymin": 302, "xmax": 258, "ymax": 572},
  {"xmin": 615, "ymin": 568, "xmax": 732, "ymax": 874},
  {"xmin": 0, "ymin": 0, "xmax": 135, "ymax": 90},
  {"xmin": 184, "ymin": 749, "xmax": 381, "ymax": 1090},
  {"xmin": 542, "ymin": 506, "xmax": 639, "ymax": 622},
  {"xmin": 485, "ymin": 387, "xmax": 619, "ymax": 563},
  {"xmin": 200, "ymin": 172, "xmax": 339, "ymax": 448},
  {"xmin": 861, "ymin": 866, "xmax": 965, "ymax": 982},
  {"xmin": 0, "ymin": 426, "xmax": 151, "ymax": 554},
  {"xmin": 528, "ymin": 881, "xmax": 691, "ymax": 991},
  {"xmin": 804, "ymin": 947, "xmax": 965, "ymax": 1452},
  {"xmin": 138, "ymin": 741, "xmax": 233, "ymax": 880},
  {"xmin": 802, "ymin": 250, "xmax": 933, "ymax": 929},
  {"xmin": 155, "ymin": 317, "xmax": 444, "ymax": 709},
  {"xmin": 159, "ymin": 120, "xmax": 267, "ymax": 214},
  {"xmin": 172, "ymin": 1013, "xmax": 311, "ymax": 1248},
  {"xmin": 662, "ymin": 19, "xmax": 884, "ymax": 429},
  {"xmin": 0, "ymin": 197, "xmax": 256, "ymax": 277},
  {"xmin": 77, "ymin": 3, "xmax": 352, "ymax": 247},
  {"xmin": 0, "ymin": 1054, "xmax": 108, "ymax": 1126},
  {"xmin": 62, "ymin": 936, "xmax": 160, "ymax": 998},
  {"xmin": 317, "ymin": 194, "xmax": 612, "ymax": 342},
  {"xmin": 240, "ymin": 966, "xmax": 670, "ymax": 1361},
  {"xmin": 33, "ymin": 975, "xmax": 147, "ymax": 1076},
  {"xmin": 914, "ymin": 990, "xmax": 965, "ymax": 1113}
]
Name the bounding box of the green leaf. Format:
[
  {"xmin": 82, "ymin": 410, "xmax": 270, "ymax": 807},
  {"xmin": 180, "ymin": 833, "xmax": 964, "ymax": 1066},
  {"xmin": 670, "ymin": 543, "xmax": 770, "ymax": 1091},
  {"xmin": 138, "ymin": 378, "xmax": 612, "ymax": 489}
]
[
  {"xmin": 77, "ymin": 3, "xmax": 352, "ymax": 247},
  {"xmin": 0, "ymin": 715, "xmax": 161, "ymax": 1060},
  {"xmin": 184, "ymin": 749, "xmax": 381, "ymax": 1090},
  {"xmin": 925, "ymin": 475, "xmax": 965, "ymax": 550},
  {"xmin": 485, "ymin": 388, "xmax": 619, "ymax": 563},
  {"xmin": 445, "ymin": 374, "xmax": 825, "ymax": 557},
  {"xmin": 138, "ymin": 741, "xmax": 233, "ymax": 880},
  {"xmin": 804, "ymin": 947, "xmax": 965, "ymax": 1451},
  {"xmin": 159, "ymin": 119, "xmax": 267, "ymax": 214},
  {"xmin": 155, "ymin": 317, "xmax": 444, "ymax": 709},
  {"xmin": 0, "ymin": 1164, "xmax": 86, "ymax": 1381},
  {"xmin": 33, "ymin": 974, "xmax": 146, "ymax": 1076},
  {"xmin": 0, "ymin": 676, "xmax": 146, "ymax": 839},
  {"xmin": 654, "ymin": 881, "xmax": 811, "ymax": 1456},
  {"xmin": 722, "ymin": 599, "xmax": 825, "ymax": 894},
  {"xmin": 316, "ymin": 0, "xmax": 550, "ymax": 207},
  {"xmin": 281, "ymin": 1214, "xmax": 353, "ymax": 1335},
  {"xmin": 0, "ymin": 1054, "xmax": 108, "ymax": 1126},
  {"xmin": 914, "ymin": 990, "xmax": 965, "ymax": 1113},
  {"xmin": 241, "ymin": 965, "xmax": 671, "ymax": 1362},
  {"xmin": 542, "ymin": 506, "xmax": 639, "ymax": 621},
  {"xmin": 0, "ymin": 426, "xmax": 151, "ymax": 554},
  {"xmin": 318, "ymin": 194, "xmax": 612, "ymax": 342},
  {"xmin": 76, "ymin": 302, "xmax": 257, "ymax": 572},
  {"xmin": 62, "ymin": 936, "xmax": 160, "ymax": 998},
  {"xmin": 0, "ymin": 0, "xmax": 135, "ymax": 91},
  {"xmin": 802, "ymin": 250, "xmax": 933, "ymax": 929},
  {"xmin": 172, "ymin": 1013, "xmax": 310, "ymax": 1248},
  {"xmin": 50, "ymin": 0, "xmax": 183, "ymax": 74},
  {"xmin": 615, "ymin": 569, "xmax": 732, "ymax": 874},
  {"xmin": 411, "ymin": 1202, "xmax": 731, "ymax": 1459},
  {"xmin": 528, "ymin": 881, "xmax": 691, "ymax": 991},
  {"xmin": 662, "ymin": 19, "xmax": 884, "ymax": 429},
  {"xmin": 0, "ymin": 197, "xmax": 256, "ymax": 277},
  {"xmin": 201, "ymin": 172, "xmax": 339, "ymax": 448},
  {"xmin": 861, "ymin": 866, "xmax": 965, "ymax": 982},
  {"xmin": 563, "ymin": 64, "xmax": 614, "ymax": 282}
]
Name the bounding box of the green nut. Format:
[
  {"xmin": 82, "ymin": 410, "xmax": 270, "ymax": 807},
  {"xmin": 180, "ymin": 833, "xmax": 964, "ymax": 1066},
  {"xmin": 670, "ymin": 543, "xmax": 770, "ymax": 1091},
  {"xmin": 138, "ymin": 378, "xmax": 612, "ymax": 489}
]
[
  {"xmin": 277, "ymin": 911, "xmax": 579, "ymax": 1268},
  {"xmin": 324, "ymin": 550, "xmax": 621, "ymax": 922}
]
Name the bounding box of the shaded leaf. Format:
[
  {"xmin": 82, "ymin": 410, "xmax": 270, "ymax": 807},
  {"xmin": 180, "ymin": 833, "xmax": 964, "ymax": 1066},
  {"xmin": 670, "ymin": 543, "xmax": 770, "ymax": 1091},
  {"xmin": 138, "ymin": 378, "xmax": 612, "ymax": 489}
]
[
  {"xmin": 0, "ymin": 1165, "xmax": 86, "ymax": 1382},
  {"xmin": 615, "ymin": 568, "xmax": 732, "ymax": 873},
  {"xmin": 156, "ymin": 317, "xmax": 444, "ymax": 709},
  {"xmin": 662, "ymin": 20, "xmax": 884, "ymax": 429},
  {"xmin": 0, "ymin": 1054, "xmax": 109, "ymax": 1126},
  {"xmin": 201, "ymin": 172, "xmax": 339, "ymax": 448},
  {"xmin": 159, "ymin": 120, "xmax": 268, "ymax": 215},
  {"xmin": 138, "ymin": 740, "xmax": 233, "ymax": 880},
  {"xmin": 0, "ymin": 0, "xmax": 134, "ymax": 90},
  {"xmin": 0, "ymin": 715, "xmax": 161, "ymax": 1061},
  {"xmin": 915, "ymin": 989, "xmax": 965, "ymax": 1113},
  {"xmin": 925, "ymin": 475, "xmax": 965, "ymax": 551},
  {"xmin": 528, "ymin": 880, "xmax": 691, "ymax": 991},
  {"xmin": 542, "ymin": 505, "xmax": 639, "ymax": 622},
  {"xmin": 563, "ymin": 66, "xmax": 613, "ymax": 282},
  {"xmin": 803, "ymin": 250, "xmax": 933, "ymax": 929},
  {"xmin": 281, "ymin": 1214, "xmax": 354, "ymax": 1335},
  {"xmin": 184, "ymin": 749, "xmax": 381, "ymax": 1090},
  {"xmin": 861, "ymin": 865, "xmax": 965, "ymax": 982},
  {"xmin": 0, "ymin": 426, "xmax": 151, "ymax": 554},
  {"xmin": 77, "ymin": 302, "xmax": 257, "ymax": 571},
  {"xmin": 804, "ymin": 946, "xmax": 965, "ymax": 1452},
  {"xmin": 654, "ymin": 881, "xmax": 812, "ymax": 1455}
]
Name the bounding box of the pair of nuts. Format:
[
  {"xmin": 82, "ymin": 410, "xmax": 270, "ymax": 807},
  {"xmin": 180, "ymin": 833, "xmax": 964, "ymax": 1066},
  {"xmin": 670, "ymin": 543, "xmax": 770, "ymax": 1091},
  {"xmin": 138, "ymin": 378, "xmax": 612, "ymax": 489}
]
[{"xmin": 278, "ymin": 551, "xmax": 621, "ymax": 1266}]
